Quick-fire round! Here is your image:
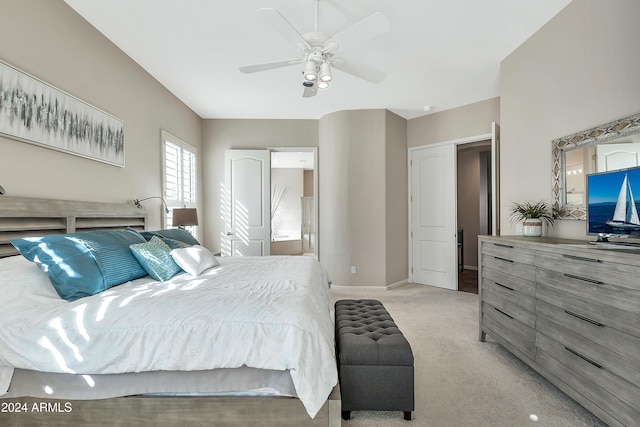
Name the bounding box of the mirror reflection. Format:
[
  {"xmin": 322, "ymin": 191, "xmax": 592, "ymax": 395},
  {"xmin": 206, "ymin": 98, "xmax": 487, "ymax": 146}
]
[{"xmin": 564, "ymin": 134, "xmax": 640, "ymax": 205}]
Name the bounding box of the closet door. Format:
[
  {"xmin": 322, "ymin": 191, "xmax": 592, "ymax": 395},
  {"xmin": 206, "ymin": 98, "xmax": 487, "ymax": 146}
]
[{"xmin": 223, "ymin": 150, "xmax": 271, "ymax": 256}]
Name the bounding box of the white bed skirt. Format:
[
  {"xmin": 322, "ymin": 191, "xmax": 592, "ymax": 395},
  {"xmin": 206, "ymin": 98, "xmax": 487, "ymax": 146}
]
[{"xmin": 4, "ymin": 366, "xmax": 297, "ymax": 400}]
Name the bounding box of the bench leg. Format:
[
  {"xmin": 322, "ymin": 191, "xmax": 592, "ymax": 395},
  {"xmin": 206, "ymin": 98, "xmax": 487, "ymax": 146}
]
[
  {"xmin": 342, "ymin": 410, "xmax": 351, "ymax": 420},
  {"xmin": 404, "ymin": 411, "xmax": 412, "ymax": 421}
]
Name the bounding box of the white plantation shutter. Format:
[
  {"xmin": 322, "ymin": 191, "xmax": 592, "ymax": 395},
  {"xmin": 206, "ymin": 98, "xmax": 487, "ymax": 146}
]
[
  {"xmin": 182, "ymin": 149, "xmax": 196, "ymax": 204},
  {"xmin": 162, "ymin": 131, "xmax": 197, "ymax": 230},
  {"xmin": 165, "ymin": 142, "xmax": 180, "ymax": 202}
]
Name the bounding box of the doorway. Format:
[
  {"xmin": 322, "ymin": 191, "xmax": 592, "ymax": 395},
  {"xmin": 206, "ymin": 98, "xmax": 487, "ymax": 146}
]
[
  {"xmin": 409, "ymin": 123, "xmax": 499, "ymax": 290},
  {"xmin": 269, "ymin": 148, "xmax": 317, "ymax": 257},
  {"xmin": 456, "ymin": 142, "xmax": 492, "ymax": 294}
]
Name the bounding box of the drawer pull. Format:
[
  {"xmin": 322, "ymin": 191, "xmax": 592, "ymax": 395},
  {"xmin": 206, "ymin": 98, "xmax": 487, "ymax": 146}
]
[
  {"xmin": 494, "ymin": 256, "xmax": 514, "ymax": 263},
  {"xmin": 494, "ymin": 243, "xmax": 514, "ymax": 249},
  {"xmin": 562, "ymin": 254, "xmax": 602, "ymax": 263},
  {"xmin": 563, "ymin": 273, "xmax": 603, "ymax": 285},
  {"xmin": 565, "ymin": 346, "xmax": 602, "ymax": 369},
  {"xmin": 494, "ymin": 307, "xmax": 513, "ymax": 319},
  {"xmin": 495, "ymin": 282, "xmax": 514, "ymax": 291},
  {"xmin": 564, "ymin": 310, "xmax": 603, "ymax": 327}
]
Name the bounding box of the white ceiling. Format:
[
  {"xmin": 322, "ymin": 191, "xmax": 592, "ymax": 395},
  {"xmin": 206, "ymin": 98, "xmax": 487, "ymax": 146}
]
[{"xmin": 63, "ymin": 0, "xmax": 572, "ymax": 120}]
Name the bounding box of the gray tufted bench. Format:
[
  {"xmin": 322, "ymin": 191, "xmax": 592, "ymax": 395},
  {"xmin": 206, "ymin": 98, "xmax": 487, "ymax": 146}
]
[{"xmin": 335, "ymin": 299, "xmax": 414, "ymax": 421}]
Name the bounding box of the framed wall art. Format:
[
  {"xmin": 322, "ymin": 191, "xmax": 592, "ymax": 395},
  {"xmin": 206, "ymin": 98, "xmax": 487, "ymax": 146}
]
[{"xmin": 0, "ymin": 60, "xmax": 124, "ymax": 167}]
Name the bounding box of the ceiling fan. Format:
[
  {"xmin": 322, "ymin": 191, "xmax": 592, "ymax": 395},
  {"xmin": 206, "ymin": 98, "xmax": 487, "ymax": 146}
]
[{"xmin": 239, "ymin": 0, "xmax": 390, "ymax": 98}]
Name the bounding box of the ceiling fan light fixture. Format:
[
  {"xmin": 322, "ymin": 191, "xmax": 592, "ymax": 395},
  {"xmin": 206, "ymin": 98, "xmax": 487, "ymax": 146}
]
[
  {"xmin": 243, "ymin": 4, "xmax": 390, "ymax": 98},
  {"xmin": 317, "ymin": 80, "xmax": 329, "ymax": 89},
  {"xmin": 304, "ymin": 61, "xmax": 317, "ymax": 81},
  {"xmin": 319, "ymin": 62, "xmax": 332, "ymax": 82}
]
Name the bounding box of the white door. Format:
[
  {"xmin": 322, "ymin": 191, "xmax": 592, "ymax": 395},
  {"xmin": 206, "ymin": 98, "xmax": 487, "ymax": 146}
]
[
  {"xmin": 223, "ymin": 150, "xmax": 270, "ymax": 257},
  {"xmin": 411, "ymin": 144, "xmax": 457, "ymax": 289},
  {"xmin": 596, "ymin": 142, "xmax": 640, "ymax": 171}
]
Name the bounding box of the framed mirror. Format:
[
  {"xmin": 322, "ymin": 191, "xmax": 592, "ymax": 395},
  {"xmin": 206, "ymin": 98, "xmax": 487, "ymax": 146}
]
[{"xmin": 552, "ymin": 112, "xmax": 640, "ymax": 220}]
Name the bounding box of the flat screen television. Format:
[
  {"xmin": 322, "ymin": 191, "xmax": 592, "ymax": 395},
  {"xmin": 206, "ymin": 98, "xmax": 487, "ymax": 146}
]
[{"xmin": 586, "ymin": 165, "xmax": 640, "ymax": 241}]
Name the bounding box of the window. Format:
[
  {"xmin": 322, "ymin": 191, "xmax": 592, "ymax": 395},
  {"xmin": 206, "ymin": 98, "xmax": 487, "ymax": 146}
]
[{"xmin": 162, "ymin": 131, "xmax": 197, "ymax": 233}]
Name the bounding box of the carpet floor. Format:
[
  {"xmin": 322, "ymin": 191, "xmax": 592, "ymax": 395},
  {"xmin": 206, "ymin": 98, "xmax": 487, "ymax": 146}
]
[{"xmin": 330, "ymin": 283, "xmax": 607, "ymax": 427}]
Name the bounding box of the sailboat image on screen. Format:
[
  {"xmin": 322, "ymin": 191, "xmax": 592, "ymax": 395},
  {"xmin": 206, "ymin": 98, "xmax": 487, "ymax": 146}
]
[{"xmin": 605, "ymin": 173, "xmax": 640, "ymax": 230}]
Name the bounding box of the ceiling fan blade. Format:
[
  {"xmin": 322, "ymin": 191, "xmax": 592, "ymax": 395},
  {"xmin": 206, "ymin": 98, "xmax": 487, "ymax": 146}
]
[
  {"xmin": 257, "ymin": 8, "xmax": 311, "ymax": 51},
  {"xmin": 239, "ymin": 58, "xmax": 303, "ymax": 74},
  {"xmin": 325, "ymin": 11, "xmax": 390, "ymax": 52},
  {"xmin": 331, "ymin": 57, "xmax": 386, "ymax": 84},
  {"xmin": 302, "ymin": 83, "xmax": 318, "ymax": 98}
]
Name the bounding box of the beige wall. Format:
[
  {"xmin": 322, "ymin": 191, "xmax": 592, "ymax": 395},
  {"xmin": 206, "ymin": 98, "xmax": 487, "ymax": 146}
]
[
  {"xmin": 385, "ymin": 111, "xmax": 408, "ymax": 284},
  {"xmin": 0, "ymin": 0, "xmax": 202, "ymax": 230},
  {"xmin": 346, "ymin": 111, "xmax": 387, "ymax": 286},
  {"xmin": 408, "ymin": 97, "xmax": 500, "ymax": 148},
  {"xmin": 319, "ymin": 109, "xmax": 407, "ymax": 287},
  {"xmin": 318, "ymin": 111, "xmax": 351, "ymax": 284},
  {"xmin": 500, "ymin": 0, "xmax": 640, "ymax": 239},
  {"xmin": 201, "ymin": 119, "xmax": 318, "ymax": 251}
]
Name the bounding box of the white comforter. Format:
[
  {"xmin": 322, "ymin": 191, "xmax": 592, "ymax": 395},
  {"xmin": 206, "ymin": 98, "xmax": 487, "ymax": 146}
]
[{"xmin": 0, "ymin": 255, "xmax": 337, "ymax": 418}]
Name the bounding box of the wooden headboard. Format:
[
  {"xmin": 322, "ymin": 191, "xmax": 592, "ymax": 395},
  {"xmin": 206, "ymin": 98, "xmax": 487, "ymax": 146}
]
[{"xmin": 0, "ymin": 196, "xmax": 147, "ymax": 258}]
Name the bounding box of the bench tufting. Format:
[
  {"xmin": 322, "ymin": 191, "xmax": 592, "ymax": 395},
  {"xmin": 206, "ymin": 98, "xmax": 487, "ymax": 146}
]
[{"xmin": 335, "ymin": 299, "xmax": 414, "ymax": 421}]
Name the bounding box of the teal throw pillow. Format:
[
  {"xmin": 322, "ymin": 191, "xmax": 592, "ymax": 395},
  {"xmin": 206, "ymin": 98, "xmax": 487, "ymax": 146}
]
[{"xmin": 130, "ymin": 236, "xmax": 182, "ymax": 281}]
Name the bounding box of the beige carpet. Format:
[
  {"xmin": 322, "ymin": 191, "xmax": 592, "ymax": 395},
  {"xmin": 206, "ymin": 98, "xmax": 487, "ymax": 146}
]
[{"xmin": 330, "ymin": 283, "xmax": 606, "ymax": 427}]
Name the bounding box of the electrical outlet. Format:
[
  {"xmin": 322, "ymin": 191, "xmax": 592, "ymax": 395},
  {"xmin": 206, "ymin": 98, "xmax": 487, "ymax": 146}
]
[
  {"xmin": 516, "ymin": 224, "xmax": 523, "ymax": 235},
  {"xmin": 350, "ymin": 266, "xmax": 356, "ymax": 274}
]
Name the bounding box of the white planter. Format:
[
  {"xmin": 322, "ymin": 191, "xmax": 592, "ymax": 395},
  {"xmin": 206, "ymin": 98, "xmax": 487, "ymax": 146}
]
[{"xmin": 523, "ymin": 218, "xmax": 543, "ymax": 237}]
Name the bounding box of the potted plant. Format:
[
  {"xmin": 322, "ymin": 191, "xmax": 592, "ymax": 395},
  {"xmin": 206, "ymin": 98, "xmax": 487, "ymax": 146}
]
[{"xmin": 509, "ymin": 200, "xmax": 555, "ymax": 237}]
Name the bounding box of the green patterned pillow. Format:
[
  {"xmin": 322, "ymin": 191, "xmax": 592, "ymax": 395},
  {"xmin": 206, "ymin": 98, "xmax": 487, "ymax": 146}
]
[{"xmin": 129, "ymin": 236, "xmax": 182, "ymax": 281}]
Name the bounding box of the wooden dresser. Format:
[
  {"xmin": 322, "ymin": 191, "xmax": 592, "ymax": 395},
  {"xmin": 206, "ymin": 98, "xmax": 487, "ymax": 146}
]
[{"xmin": 479, "ymin": 236, "xmax": 640, "ymax": 427}]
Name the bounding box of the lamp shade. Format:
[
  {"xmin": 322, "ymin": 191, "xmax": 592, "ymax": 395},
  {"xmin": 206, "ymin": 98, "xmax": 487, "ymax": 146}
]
[
  {"xmin": 304, "ymin": 61, "xmax": 317, "ymax": 81},
  {"xmin": 172, "ymin": 208, "xmax": 198, "ymax": 227},
  {"xmin": 319, "ymin": 62, "xmax": 332, "ymax": 82}
]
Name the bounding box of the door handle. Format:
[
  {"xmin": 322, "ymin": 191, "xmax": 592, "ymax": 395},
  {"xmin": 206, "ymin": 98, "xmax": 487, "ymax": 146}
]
[{"xmin": 226, "ymin": 231, "xmax": 235, "ymax": 236}]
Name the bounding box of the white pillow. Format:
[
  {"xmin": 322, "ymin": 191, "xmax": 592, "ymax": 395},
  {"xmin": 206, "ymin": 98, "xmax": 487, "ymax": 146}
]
[{"xmin": 170, "ymin": 245, "xmax": 219, "ymax": 276}]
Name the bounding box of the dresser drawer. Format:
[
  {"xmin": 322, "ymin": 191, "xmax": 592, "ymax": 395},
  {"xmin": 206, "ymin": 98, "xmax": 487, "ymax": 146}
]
[
  {"xmin": 481, "ymin": 242, "xmax": 535, "ymax": 281},
  {"xmin": 482, "ymin": 301, "xmax": 535, "ymax": 358},
  {"xmin": 482, "ymin": 266, "xmax": 535, "ymax": 299},
  {"xmin": 481, "ymin": 241, "xmax": 535, "ymax": 263},
  {"xmin": 481, "ymin": 253, "xmax": 535, "ymax": 282},
  {"xmin": 536, "ymin": 251, "xmax": 640, "ymax": 292},
  {"xmin": 482, "ymin": 285, "xmax": 535, "ymax": 328},
  {"xmin": 536, "ymin": 333, "xmax": 640, "ymax": 427},
  {"xmin": 536, "ymin": 314, "xmax": 640, "ymax": 387},
  {"xmin": 536, "ymin": 268, "xmax": 640, "ymax": 338}
]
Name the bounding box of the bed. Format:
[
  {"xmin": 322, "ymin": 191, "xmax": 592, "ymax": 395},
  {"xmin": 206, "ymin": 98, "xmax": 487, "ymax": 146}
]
[{"xmin": 0, "ymin": 196, "xmax": 340, "ymax": 426}]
